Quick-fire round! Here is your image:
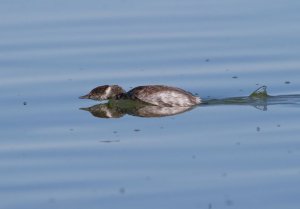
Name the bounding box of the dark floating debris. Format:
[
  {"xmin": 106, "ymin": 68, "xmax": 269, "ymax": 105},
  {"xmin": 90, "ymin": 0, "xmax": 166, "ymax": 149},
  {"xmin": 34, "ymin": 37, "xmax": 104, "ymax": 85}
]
[
  {"xmin": 225, "ymin": 199, "xmax": 234, "ymax": 206},
  {"xmin": 23, "ymin": 101, "xmax": 27, "ymax": 105},
  {"xmin": 256, "ymin": 126, "xmax": 260, "ymax": 132},
  {"xmin": 284, "ymin": 81, "xmax": 291, "ymax": 84},
  {"xmin": 134, "ymin": 129, "xmax": 141, "ymax": 132},
  {"xmin": 99, "ymin": 140, "xmax": 120, "ymax": 143},
  {"xmin": 205, "ymin": 58, "xmax": 210, "ymax": 62},
  {"xmin": 232, "ymin": 76, "xmax": 238, "ymax": 79},
  {"xmin": 119, "ymin": 187, "xmax": 126, "ymax": 194}
]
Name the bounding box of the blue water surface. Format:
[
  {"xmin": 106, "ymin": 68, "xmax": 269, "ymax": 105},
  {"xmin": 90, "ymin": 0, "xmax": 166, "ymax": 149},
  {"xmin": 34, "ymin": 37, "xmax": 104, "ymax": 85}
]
[{"xmin": 0, "ymin": 0, "xmax": 300, "ymax": 209}]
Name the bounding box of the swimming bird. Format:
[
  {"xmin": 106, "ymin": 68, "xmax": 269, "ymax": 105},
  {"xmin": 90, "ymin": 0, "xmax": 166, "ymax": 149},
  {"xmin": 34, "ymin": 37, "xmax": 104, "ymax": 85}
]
[{"xmin": 79, "ymin": 85, "xmax": 201, "ymax": 107}]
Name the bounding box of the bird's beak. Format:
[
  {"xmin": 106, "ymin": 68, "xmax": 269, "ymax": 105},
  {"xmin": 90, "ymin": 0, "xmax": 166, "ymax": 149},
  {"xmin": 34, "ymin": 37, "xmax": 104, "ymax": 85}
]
[
  {"xmin": 79, "ymin": 94, "xmax": 90, "ymax": 99},
  {"xmin": 79, "ymin": 107, "xmax": 90, "ymax": 111}
]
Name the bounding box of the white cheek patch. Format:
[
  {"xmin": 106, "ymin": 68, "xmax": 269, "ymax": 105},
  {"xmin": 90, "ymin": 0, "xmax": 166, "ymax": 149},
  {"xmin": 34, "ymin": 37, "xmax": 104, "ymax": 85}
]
[{"xmin": 104, "ymin": 86, "xmax": 112, "ymax": 99}]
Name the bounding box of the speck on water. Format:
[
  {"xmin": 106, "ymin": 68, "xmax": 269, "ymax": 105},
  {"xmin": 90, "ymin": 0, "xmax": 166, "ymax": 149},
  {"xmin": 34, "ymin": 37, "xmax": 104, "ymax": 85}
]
[
  {"xmin": 225, "ymin": 199, "xmax": 234, "ymax": 206},
  {"xmin": 208, "ymin": 203, "xmax": 212, "ymax": 209},
  {"xmin": 119, "ymin": 187, "xmax": 126, "ymax": 194}
]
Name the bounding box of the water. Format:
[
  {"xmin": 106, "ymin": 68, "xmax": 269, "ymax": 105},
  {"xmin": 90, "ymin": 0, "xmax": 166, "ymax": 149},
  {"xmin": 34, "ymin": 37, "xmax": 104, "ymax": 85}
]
[{"xmin": 1, "ymin": 0, "xmax": 300, "ymax": 208}]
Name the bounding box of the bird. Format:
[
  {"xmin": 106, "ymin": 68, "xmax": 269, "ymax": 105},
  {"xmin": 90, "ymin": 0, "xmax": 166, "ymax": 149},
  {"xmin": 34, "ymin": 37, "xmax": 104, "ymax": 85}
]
[{"xmin": 79, "ymin": 85, "xmax": 201, "ymax": 107}]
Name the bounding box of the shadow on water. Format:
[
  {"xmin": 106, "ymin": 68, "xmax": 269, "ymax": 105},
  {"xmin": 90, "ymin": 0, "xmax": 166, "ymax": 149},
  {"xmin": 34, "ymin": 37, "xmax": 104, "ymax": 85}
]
[{"xmin": 80, "ymin": 86, "xmax": 300, "ymax": 118}]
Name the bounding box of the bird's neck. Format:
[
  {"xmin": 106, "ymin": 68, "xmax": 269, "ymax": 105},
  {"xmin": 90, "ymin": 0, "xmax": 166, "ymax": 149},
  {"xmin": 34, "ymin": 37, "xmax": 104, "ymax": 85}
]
[{"xmin": 114, "ymin": 92, "xmax": 129, "ymax": 100}]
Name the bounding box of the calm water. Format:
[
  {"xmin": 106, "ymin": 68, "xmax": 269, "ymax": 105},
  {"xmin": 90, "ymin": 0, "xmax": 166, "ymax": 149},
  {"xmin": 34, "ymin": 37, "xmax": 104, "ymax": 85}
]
[{"xmin": 1, "ymin": 0, "xmax": 300, "ymax": 208}]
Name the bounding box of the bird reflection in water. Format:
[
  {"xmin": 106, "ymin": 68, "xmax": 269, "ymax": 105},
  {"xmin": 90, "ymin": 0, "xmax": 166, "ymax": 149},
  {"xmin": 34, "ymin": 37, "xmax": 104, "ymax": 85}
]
[{"xmin": 80, "ymin": 100, "xmax": 195, "ymax": 118}]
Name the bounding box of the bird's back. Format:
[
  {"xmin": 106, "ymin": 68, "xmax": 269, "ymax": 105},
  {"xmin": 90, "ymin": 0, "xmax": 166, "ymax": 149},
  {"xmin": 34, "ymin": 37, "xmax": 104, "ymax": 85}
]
[{"xmin": 127, "ymin": 85, "xmax": 201, "ymax": 107}]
